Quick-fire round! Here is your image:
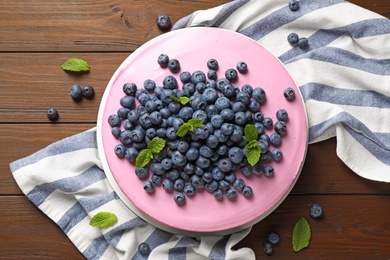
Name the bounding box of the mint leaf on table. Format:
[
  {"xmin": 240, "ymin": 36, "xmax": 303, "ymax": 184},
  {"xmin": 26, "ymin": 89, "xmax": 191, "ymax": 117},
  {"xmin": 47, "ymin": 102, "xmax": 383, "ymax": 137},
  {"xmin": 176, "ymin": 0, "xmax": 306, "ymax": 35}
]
[
  {"xmin": 89, "ymin": 212, "xmax": 118, "ymax": 228},
  {"xmin": 244, "ymin": 124, "xmax": 261, "ymax": 166},
  {"xmin": 136, "ymin": 149, "xmax": 153, "ymax": 168},
  {"xmin": 292, "ymin": 217, "xmax": 311, "ymax": 252},
  {"xmin": 177, "ymin": 119, "xmax": 204, "ymax": 137},
  {"xmin": 61, "ymin": 58, "xmax": 90, "ymax": 72},
  {"xmin": 170, "ymin": 95, "xmax": 190, "ymax": 105},
  {"xmin": 147, "ymin": 137, "xmax": 166, "ymax": 154}
]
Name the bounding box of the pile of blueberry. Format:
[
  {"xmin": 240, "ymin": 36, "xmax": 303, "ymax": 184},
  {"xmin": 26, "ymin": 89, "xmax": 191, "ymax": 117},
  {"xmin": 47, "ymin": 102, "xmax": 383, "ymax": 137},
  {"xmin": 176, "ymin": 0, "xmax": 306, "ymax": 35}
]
[{"xmin": 107, "ymin": 54, "xmax": 295, "ymax": 205}]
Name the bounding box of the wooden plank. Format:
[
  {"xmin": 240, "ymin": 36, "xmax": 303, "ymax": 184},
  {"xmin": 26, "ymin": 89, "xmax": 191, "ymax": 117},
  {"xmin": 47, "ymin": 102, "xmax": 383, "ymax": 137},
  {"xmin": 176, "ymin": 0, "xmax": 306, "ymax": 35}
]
[
  {"xmin": 3, "ymin": 124, "xmax": 390, "ymax": 196},
  {"xmin": 1, "ymin": 195, "xmax": 389, "ymax": 258}
]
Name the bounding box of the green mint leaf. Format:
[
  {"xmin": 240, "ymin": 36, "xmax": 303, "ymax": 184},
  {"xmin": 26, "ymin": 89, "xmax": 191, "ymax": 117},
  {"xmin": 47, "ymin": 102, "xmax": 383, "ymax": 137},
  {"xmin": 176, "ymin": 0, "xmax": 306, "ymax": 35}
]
[
  {"xmin": 188, "ymin": 119, "xmax": 204, "ymax": 128},
  {"xmin": 147, "ymin": 137, "xmax": 166, "ymax": 154},
  {"xmin": 135, "ymin": 149, "xmax": 153, "ymax": 168},
  {"xmin": 170, "ymin": 95, "xmax": 190, "ymax": 105},
  {"xmin": 292, "ymin": 217, "xmax": 311, "ymax": 252},
  {"xmin": 61, "ymin": 58, "xmax": 90, "ymax": 72},
  {"xmin": 89, "ymin": 212, "xmax": 118, "ymax": 228},
  {"xmin": 244, "ymin": 124, "xmax": 258, "ymax": 142},
  {"xmin": 245, "ymin": 140, "xmax": 261, "ymax": 166},
  {"xmin": 177, "ymin": 124, "xmax": 190, "ymax": 137}
]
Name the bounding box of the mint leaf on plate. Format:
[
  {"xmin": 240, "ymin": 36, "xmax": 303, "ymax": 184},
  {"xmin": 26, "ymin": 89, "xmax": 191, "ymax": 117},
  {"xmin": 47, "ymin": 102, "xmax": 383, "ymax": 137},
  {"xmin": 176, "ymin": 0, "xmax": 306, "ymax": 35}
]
[
  {"xmin": 62, "ymin": 58, "xmax": 90, "ymax": 72},
  {"xmin": 292, "ymin": 217, "xmax": 311, "ymax": 252},
  {"xmin": 89, "ymin": 212, "xmax": 118, "ymax": 228}
]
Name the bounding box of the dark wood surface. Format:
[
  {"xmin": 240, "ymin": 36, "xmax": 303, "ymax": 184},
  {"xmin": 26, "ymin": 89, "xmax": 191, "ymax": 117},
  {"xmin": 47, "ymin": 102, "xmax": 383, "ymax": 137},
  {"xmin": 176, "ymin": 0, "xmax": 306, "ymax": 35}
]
[{"xmin": 1, "ymin": 0, "xmax": 389, "ymax": 259}]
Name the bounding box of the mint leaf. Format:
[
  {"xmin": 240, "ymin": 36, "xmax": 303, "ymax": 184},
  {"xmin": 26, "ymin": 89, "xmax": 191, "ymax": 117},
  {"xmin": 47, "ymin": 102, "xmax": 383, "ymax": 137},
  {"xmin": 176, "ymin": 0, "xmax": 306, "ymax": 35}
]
[
  {"xmin": 177, "ymin": 124, "xmax": 190, "ymax": 137},
  {"xmin": 170, "ymin": 95, "xmax": 190, "ymax": 105},
  {"xmin": 292, "ymin": 217, "xmax": 311, "ymax": 252},
  {"xmin": 136, "ymin": 149, "xmax": 153, "ymax": 168},
  {"xmin": 61, "ymin": 58, "xmax": 90, "ymax": 72},
  {"xmin": 147, "ymin": 137, "xmax": 166, "ymax": 154},
  {"xmin": 246, "ymin": 140, "xmax": 261, "ymax": 166},
  {"xmin": 188, "ymin": 119, "xmax": 204, "ymax": 128},
  {"xmin": 244, "ymin": 124, "xmax": 258, "ymax": 142},
  {"xmin": 89, "ymin": 212, "xmax": 118, "ymax": 228}
]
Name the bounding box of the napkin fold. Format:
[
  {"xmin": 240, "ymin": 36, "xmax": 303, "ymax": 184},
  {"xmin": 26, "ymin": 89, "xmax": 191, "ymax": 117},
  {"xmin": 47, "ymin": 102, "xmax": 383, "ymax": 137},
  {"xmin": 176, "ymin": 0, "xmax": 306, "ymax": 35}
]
[{"xmin": 10, "ymin": 0, "xmax": 390, "ymax": 259}]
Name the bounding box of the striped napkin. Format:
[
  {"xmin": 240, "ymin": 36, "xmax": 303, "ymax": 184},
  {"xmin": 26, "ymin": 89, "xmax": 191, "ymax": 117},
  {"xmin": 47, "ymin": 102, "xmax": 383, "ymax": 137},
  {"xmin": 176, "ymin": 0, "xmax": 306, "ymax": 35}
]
[{"xmin": 10, "ymin": 0, "xmax": 390, "ymax": 259}]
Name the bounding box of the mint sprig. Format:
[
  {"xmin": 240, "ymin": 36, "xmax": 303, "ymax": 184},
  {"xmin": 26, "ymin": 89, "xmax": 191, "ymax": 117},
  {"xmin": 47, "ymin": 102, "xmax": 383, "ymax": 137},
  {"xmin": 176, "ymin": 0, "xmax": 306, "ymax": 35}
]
[
  {"xmin": 244, "ymin": 124, "xmax": 261, "ymax": 166},
  {"xmin": 61, "ymin": 58, "xmax": 90, "ymax": 72},
  {"xmin": 170, "ymin": 95, "xmax": 190, "ymax": 105},
  {"xmin": 89, "ymin": 212, "xmax": 118, "ymax": 228},
  {"xmin": 136, "ymin": 137, "xmax": 166, "ymax": 167},
  {"xmin": 177, "ymin": 119, "xmax": 204, "ymax": 137},
  {"xmin": 292, "ymin": 217, "xmax": 311, "ymax": 252}
]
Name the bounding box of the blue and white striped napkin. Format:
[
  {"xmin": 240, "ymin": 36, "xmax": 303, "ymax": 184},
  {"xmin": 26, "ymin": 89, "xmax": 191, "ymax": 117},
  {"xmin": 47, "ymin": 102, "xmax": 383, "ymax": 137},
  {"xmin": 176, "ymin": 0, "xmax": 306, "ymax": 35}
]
[{"xmin": 10, "ymin": 0, "xmax": 390, "ymax": 259}]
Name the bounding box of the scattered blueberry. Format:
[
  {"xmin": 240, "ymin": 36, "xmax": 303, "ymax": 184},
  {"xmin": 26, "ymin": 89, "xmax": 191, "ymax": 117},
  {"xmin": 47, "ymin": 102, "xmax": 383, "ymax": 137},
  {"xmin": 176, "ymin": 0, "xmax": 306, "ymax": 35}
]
[
  {"xmin": 143, "ymin": 180, "xmax": 155, "ymax": 193},
  {"xmin": 207, "ymin": 58, "xmax": 219, "ymax": 70},
  {"xmin": 267, "ymin": 231, "xmax": 280, "ymax": 245},
  {"xmin": 283, "ymin": 87, "xmax": 296, "ymax": 100},
  {"xmin": 174, "ymin": 192, "xmax": 186, "ymax": 205},
  {"xmin": 157, "ymin": 54, "xmax": 169, "ymax": 68},
  {"xmin": 156, "ymin": 14, "xmax": 171, "ymax": 31},
  {"xmin": 297, "ymin": 37, "xmax": 309, "ymax": 49},
  {"xmin": 138, "ymin": 242, "xmax": 151, "ymax": 256},
  {"xmin": 46, "ymin": 107, "xmax": 59, "ymax": 121},
  {"xmin": 168, "ymin": 59, "xmax": 180, "ymax": 73},
  {"xmin": 287, "ymin": 32, "xmax": 299, "ymax": 45},
  {"xmin": 236, "ymin": 61, "xmax": 248, "ymax": 73},
  {"xmin": 310, "ymin": 203, "xmax": 324, "ymax": 219},
  {"xmin": 70, "ymin": 84, "xmax": 82, "ymax": 100},
  {"xmin": 263, "ymin": 241, "xmax": 274, "ymax": 256},
  {"xmin": 81, "ymin": 85, "xmax": 94, "ymax": 99},
  {"xmin": 289, "ymin": 0, "xmax": 300, "ymax": 11}
]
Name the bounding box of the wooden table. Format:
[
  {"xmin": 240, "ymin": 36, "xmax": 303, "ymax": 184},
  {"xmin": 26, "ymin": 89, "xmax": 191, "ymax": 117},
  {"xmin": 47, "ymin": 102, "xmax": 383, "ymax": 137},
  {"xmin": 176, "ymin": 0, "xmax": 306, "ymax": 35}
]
[{"xmin": 1, "ymin": 0, "xmax": 389, "ymax": 259}]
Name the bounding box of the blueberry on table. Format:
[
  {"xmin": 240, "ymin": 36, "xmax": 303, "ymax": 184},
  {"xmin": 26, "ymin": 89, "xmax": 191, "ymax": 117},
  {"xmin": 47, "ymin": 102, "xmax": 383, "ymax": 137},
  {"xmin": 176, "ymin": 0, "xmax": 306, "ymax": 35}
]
[
  {"xmin": 310, "ymin": 203, "xmax": 324, "ymax": 219},
  {"xmin": 138, "ymin": 242, "xmax": 151, "ymax": 256},
  {"xmin": 262, "ymin": 241, "xmax": 274, "ymax": 256},
  {"xmin": 46, "ymin": 107, "xmax": 59, "ymax": 121},
  {"xmin": 70, "ymin": 84, "xmax": 82, "ymax": 100},
  {"xmin": 289, "ymin": 0, "xmax": 300, "ymax": 11},
  {"xmin": 267, "ymin": 231, "xmax": 280, "ymax": 245},
  {"xmin": 81, "ymin": 85, "xmax": 94, "ymax": 99},
  {"xmin": 156, "ymin": 14, "xmax": 171, "ymax": 31},
  {"xmin": 297, "ymin": 37, "xmax": 309, "ymax": 49},
  {"xmin": 287, "ymin": 32, "xmax": 299, "ymax": 45}
]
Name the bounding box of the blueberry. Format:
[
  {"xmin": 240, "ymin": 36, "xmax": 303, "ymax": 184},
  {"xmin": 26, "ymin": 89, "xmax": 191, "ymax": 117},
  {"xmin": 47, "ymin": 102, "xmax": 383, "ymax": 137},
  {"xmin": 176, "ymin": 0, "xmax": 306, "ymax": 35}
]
[
  {"xmin": 276, "ymin": 109, "xmax": 288, "ymax": 121},
  {"xmin": 287, "ymin": 32, "xmax": 299, "ymax": 45},
  {"xmin": 82, "ymin": 85, "xmax": 95, "ymax": 99},
  {"xmin": 207, "ymin": 69, "xmax": 217, "ymax": 80},
  {"xmin": 183, "ymin": 82, "xmax": 196, "ymax": 95},
  {"xmin": 196, "ymin": 156, "xmax": 210, "ymax": 169},
  {"xmin": 205, "ymin": 180, "xmax": 219, "ymax": 193},
  {"xmin": 127, "ymin": 110, "xmax": 139, "ymax": 123},
  {"xmin": 234, "ymin": 111, "xmax": 247, "ymax": 125},
  {"xmin": 184, "ymin": 184, "xmax": 195, "ymax": 196},
  {"xmin": 252, "ymin": 163, "xmax": 264, "ymax": 176},
  {"xmin": 135, "ymin": 167, "xmax": 149, "ymax": 179},
  {"xmin": 214, "ymin": 189, "xmax": 224, "ymax": 200},
  {"xmin": 220, "ymin": 123, "xmax": 234, "ymax": 136},
  {"xmin": 149, "ymin": 111, "xmax": 162, "ymax": 125},
  {"xmin": 236, "ymin": 61, "xmax": 248, "ymax": 73},
  {"xmin": 220, "ymin": 108, "xmax": 235, "ymax": 122},
  {"xmin": 216, "ymin": 78, "xmax": 230, "ymax": 91},
  {"xmin": 262, "ymin": 117, "xmax": 273, "ymax": 129},
  {"xmin": 143, "ymin": 180, "xmax": 155, "ymax": 193},
  {"xmin": 226, "ymin": 188, "xmax": 237, "ymax": 199},
  {"xmin": 233, "ymin": 178, "xmax": 245, "ymax": 191},
  {"xmin": 207, "ymin": 58, "xmax": 219, "ymax": 70},
  {"xmin": 123, "ymin": 83, "xmax": 137, "ymax": 96},
  {"xmin": 180, "ymin": 71, "xmax": 191, "ymax": 83},
  {"xmin": 135, "ymin": 88, "xmax": 147, "ymax": 99},
  {"xmin": 185, "ymin": 147, "xmax": 199, "ymax": 161},
  {"xmin": 274, "ymin": 121, "xmax": 287, "ymax": 135},
  {"xmin": 178, "ymin": 107, "xmax": 194, "ymax": 121},
  {"xmin": 190, "ymin": 175, "xmax": 204, "ymax": 189},
  {"xmin": 190, "ymin": 96, "xmax": 207, "ymax": 111},
  {"xmin": 191, "ymin": 70, "xmax": 206, "ymax": 84},
  {"xmin": 111, "ymin": 127, "xmax": 121, "ymax": 138},
  {"xmin": 46, "ymin": 107, "xmax": 59, "ymax": 121},
  {"xmin": 163, "ymin": 179, "xmax": 174, "ymax": 191},
  {"xmin": 267, "ymin": 231, "xmax": 280, "ymax": 245},
  {"xmin": 310, "ymin": 203, "xmax": 324, "ymax": 219},
  {"xmin": 258, "ymin": 139, "xmax": 269, "ymax": 153},
  {"xmin": 297, "ymin": 37, "xmax": 309, "ymax": 49},
  {"xmin": 199, "ymin": 145, "xmax": 213, "ymax": 158},
  {"xmin": 157, "ymin": 54, "xmax": 169, "ymax": 68},
  {"xmin": 224, "ymin": 172, "xmax": 236, "ymax": 184},
  {"xmin": 225, "ymin": 68, "xmax": 238, "ymax": 82},
  {"xmin": 241, "ymin": 84, "xmax": 253, "ymax": 95},
  {"xmin": 264, "ymin": 165, "xmax": 274, "ymax": 177},
  {"xmin": 230, "ymin": 128, "xmax": 243, "ymax": 143},
  {"xmin": 202, "ymin": 171, "xmax": 213, "ymax": 183},
  {"xmin": 138, "ymin": 242, "xmax": 151, "ymax": 256},
  {"xmin": 183, "ymin": 162, "xmax": 195, "ymax": 175},
  {"xmin": 163, "ymin": 75, "xmax": 178, "ymax": 89},
  {"xmin": 177, "ymin": 140, "xmax": 190, "ymax": 153},
  {"xmin": 283, "ymin": 87, "xmax": 296, "ymax": 100},
  {"xmin": 114, "ymin": 144, "xmax": 126, "ymax": 158},
  {"xmin": 271, "ymin": 148, "xmax": 283, "ymax": 161},
  {"xmin": 269, "ymin": 133, "xmax": 282, "ymax": 146},
  {"xmin": 70, "ymin": 84, "xmax": 82, "ymax": 100},
  {"xmin": 289, "ymin": 0, "xmax": 299, "ymax": 11},
  {"xmin": 156, "ymin": 14, "xmax": 171, "ymax": 31},
  {"xmin": 206, "ymin": 135, "xmax": 219, "ymax": 149},
  {"xmin": 174, "ymin": 179, "xmax": 185, "ymax": 191},
  {"xmin": 263, "ymin": 241, "xmax": 273, "ymax": 256},
  {"xmin": 108, "ymin": 114, "xmax": 121, "ymax": 127},
  {"xmin": 119, "ymin": 130, "xmax": 132, "ymax": 145},
  {"xmin": 252, "ymin": 87, "xmax": 266, "ymax": 104},
  {"xmin": 241, "ymin": 165, "xmax": 252, "ymax": 177},
  {"xmin": 167, "ymin": 59, "xmax": 180, "ymax": 73},
  {"xmin": 242, "ymin": 186, "xmax": 253, "ymax": 197},
  {"xmin": 120, "ymin": 95, "xmax": 136, "ymax": 109},
  {"xmin": 218, "ymin": 157, "xmax": 233, "ymax": 172},
  {"xmin": 152, "ymin": 175, "xmax": 162, "ymax": 185},
  {"xmin": 212, "ymin": 167, "xmax": 225, "ymax": 181},
  {"xmin": 150, "ymin": 162, "xmax": 165, "ymax": 175},
  {"xmin": 125, "ymin": 147, "xmax": 138, "ymax": 162},
  {"xmin": 202, "ymin": 88, "xmax": 219, "ymax": 104},
  {"xmin": 248, "ymin": 100, "xmax": 260, "ymax": 112},
  {"xmin": 222, "ymin": 83, "xmax": 236, "ymax": 97}
]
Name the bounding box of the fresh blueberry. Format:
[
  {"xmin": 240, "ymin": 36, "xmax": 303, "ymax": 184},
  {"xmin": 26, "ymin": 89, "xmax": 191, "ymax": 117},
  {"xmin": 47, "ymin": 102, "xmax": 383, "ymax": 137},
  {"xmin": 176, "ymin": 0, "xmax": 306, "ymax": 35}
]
[
  {"xmin": 283, "ymin": 87, "xmax": 296, "ymax": 100},
  {"xmin": 225, "ymin": 68, "xmax": 238, "ymax": 82},
  {"xmin": 143, "ymin": 180, "xmax": 155, "ymax": 193},
  {"xmin": 171, "ymin": 150, "xmax": 187, "ymax": 167},
  {"xmin": 46, "ymin": 107, "xmax": 59, "ymax": 121},
  {"xmin": 269, "ymin": 133, "xmax": 282, "ymax": 146},
  {"xmin": 191, "ymin": 70, "xmax": 206, "ymax": 84},
  {"xmin": 226, "ymin": 188, "xmax": 237, "ymax": 199},
  {"xmin": 190, "ymin": 174, "xmax": 204, "ymax": 189},
  {"xmin": 138, "ymin": 242, "xmax": 151, "ymax": 256},
  {"xmin": 174, "ymin": 192, "xmax": 186, "ymax": 205},
  {"xmin": 252, "ymin": 163, "xmax": 264, "ymax": 176},
  {"xmin": 150, "ymin": 162, "xmax": 165, "ymax": 175},
  {"xmin": 174, "ymin": 179, "xmax": 185, "ymax": 191},
  {"xmin": 263, "ymin": 241, "xmax": 273, "ymax": 256},
  {"xmin": 236, "ymin": 61, "xmax": 248, "ymax": 73},
  {"xmin": 167, "ymin": 59, "xmax": 180, "ymax": 73},
  {"xmin": 205, "ymin": 180, "xmax": 219, "ymax": 193},
  {"xmin": 287, "ymin": 32, "xmax": 299, "ymax": 45},
  {"xmin": 274, "ymin": 121, "xmax": 287, "ymax": 135},
  {"xmin": 184, "ymin": 184, "xmax": 195, "ymax": 196},
  {"xmin": 216, "ymin": 78, "xmax": 230, "ymax": 91},
  {"xmin": 111, "ymin": 127, "xmax": 121, "ymax": 138},
  {"xmin": 262, "ymin": 117, "xmax": 273, "ymax": 129},
  {"xmin": 143, "ymin": 79, "xmax": 156, "ymax": 91},
  {"xmin": 242, "ymin": 186, "xmax": 253, "ymax": 197},
  {"xmin": 162, "ymin": 179, "xmax": 174, "ymax": 191},
  {"xmin": 222, "ymin": 83, "xmax": 236, "ymax": 98},
  {"xmin": 190, "ymin": 96, "xmax": 207, "ymax": 111},
  {"xmin": 202, "ymin": 88, "xmax": 219, "ymax": 104},
  {"xmin": 135, "ymin": 167, "xmax": 149, "ymax": 179},
  {"xmin": 119, "ymin": 130, "xmax": 132, "ymax": 145},
  {"xmin": 125, "ymin": 147, "xmax": 138, "ymax": 162},
  {"xmin": 233, "ymin": 178, "xmax": 246, "ymax": 191},
  {"xmin": 178, "ymin": 107, "xmax": 194, "ymax": 121},
  {"xmin": 156, "ymin": 14, "xmax": 171, "ymax": 31},
  {"xmin": 179, "ymin": 71, "xmax": 191, "ymax": 83},
  {"xmin": 234, "ymin": 111, "xmax": 247, "ymax": 126},
  {"xmin": 298, "ymin": 37, "xmax": 309, "ymax": 49},
  {"xmin": 276, "ymin": 109, "xmax": 288, "ymax": 121},
  {"xmin": 135, "ymin": 88, "xmax": 147, "ymax": 99},
  {"xmin": 114, "ymin": 144, "xmax": 126, "ymax": 158},
  {"xmin": 271, "ymin": 148, "xmax": 283, "ymax": 161},
  {"xmin": 264, "ymin": 165, "xmax": 274, "ymax": 177},
  {"xmin": 210, "ymin": 115, "xmax": 224, "ymax": 129},
  {"xmin": 220, "ymin": 108, "xmax": 235, "ymax": 122},
  {"xmin": 214, "ymin": 189, "xmax": 224, "ymax": 200},
  {"xmin": 254, "ymin": 122, "xmax": 265, "ymax": 136},
  {"xmin": 157, "ymin": 53, "xmax": 169, "ymax": 68},
  {"xmin": 289, "ymin": 0, "xmax": 299, "ymax": 11},
  {"xmin": 310, "ymin": 203, "xmax": 324, "ymax": 219},
  {"xmin": 252, "ymin": 87, "xmax": 266, "ymax": 104},
  {"xmin": 196, "ymin": 156, "xmax": 210, "ymax": 169},
  {"xmin": 267, "ymin": 231, "xmax": 280, "ymax": 245},
  {"xmin": 108, "ymin": 114, "xmax": 121, "ymax": 127},
  {"xmin": 224, "ymin": 172, "xmax": 236, "ymax": 184},
  {"xmin": 149, "ymin": 111, "xmax": 162, "ymax": 125},
  {"xmin": 207, "ymin": 69, "xmax": 217, "ymax": 80},
  {"xmin": 163, "ymin": 75, "xmax": 178, "ymax": 89},
  {"xmin": 123, "ymin": 82, "xmax": 137, "ymax": 96},
  {"xmin": 218, "ymin": 157, "xmax": 233, "ymax": 172},
  {"xmin": 248, "ymin": 100, "xmax": 260, "ymax": 113},
  {"xmin": 152, "ymin": 175, "xmax": 162, "ymax": 185},
  {"xmin": 212, "ymin": 167, "xmax": 225, "ymax": 181},
  {"xmin": 206, "ymin": 135, "xmax": 219, "ymax": 149},
  {"xmin": 185, "ymin": 147, "xmax": 199, "ymax": 161},
  {"xmin": 70, "ymin": 84, "xmax": 82, "ymax": 100},
  {"xmin": 120, "ymin": 95, "xmax": 136, "ymax": 109},
  {"xmin": 82, "ymin": 85, "xmax": 95, "ymax": 99},
  {"xmin": 177, "ymin": 140, "xmax": 190, "ymax": 153},
  {"xmin": 207, "ymin": 58, "xmax": 219, "ymax": 70},
  {"xmin": 241, "ymin": 84, "xmax": 253, "ymax": 95}
]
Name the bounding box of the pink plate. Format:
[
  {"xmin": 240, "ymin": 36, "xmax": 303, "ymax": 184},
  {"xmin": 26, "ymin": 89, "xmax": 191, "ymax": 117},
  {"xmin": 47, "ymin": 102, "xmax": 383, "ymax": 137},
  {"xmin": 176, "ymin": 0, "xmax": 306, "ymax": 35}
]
[{"xmin": 97, "ymin": 27, "xmax": 308, "ymax": 236}]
